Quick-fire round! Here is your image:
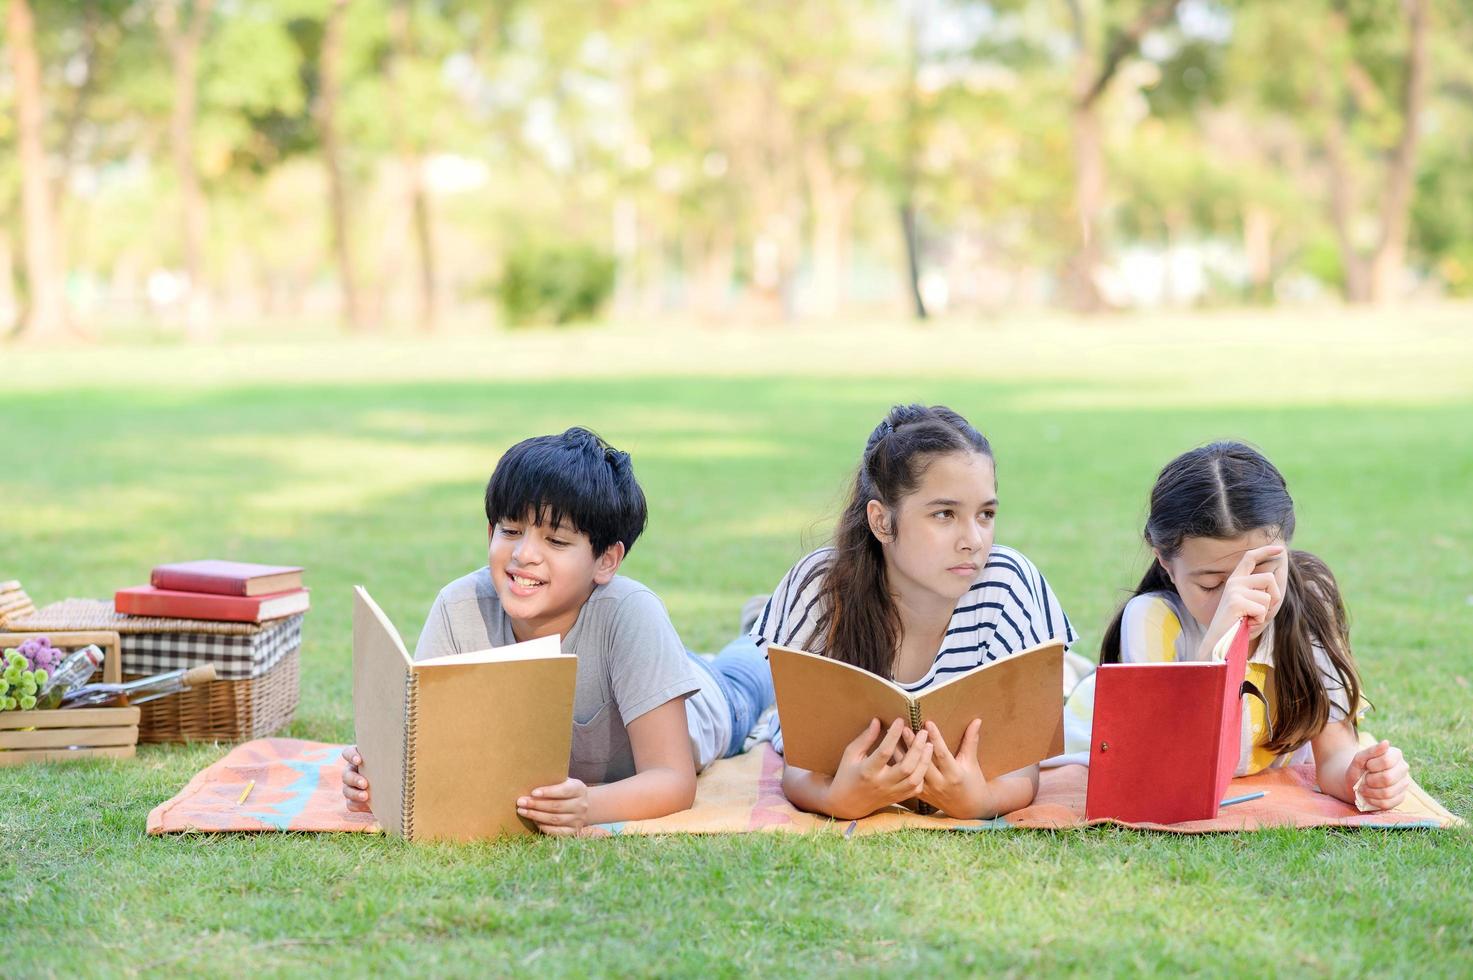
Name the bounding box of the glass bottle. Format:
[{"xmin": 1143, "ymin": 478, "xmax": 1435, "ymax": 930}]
[
  {"xmin": 60, "ymin": 664, "xmax": 217, "ymax": 709},
  {"xmin": 34, "ymin": 645, "xmax": 104, "ymax": 710}
]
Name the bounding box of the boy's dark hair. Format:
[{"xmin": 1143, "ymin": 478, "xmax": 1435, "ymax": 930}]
[
  {"xmin": 809, "ymin": 404, "xmax": 993, "ymax": 679},
  {"xmin": 484, "ymin": 428, "xmax": 647, "ymax": 557},
  {"xmin": 1099, "ymin": 441, "xmax": 1362, "ymax": 754}
]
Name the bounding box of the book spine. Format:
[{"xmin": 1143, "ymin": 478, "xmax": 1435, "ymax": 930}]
[
  {"xmin": 150, "ymin": 571, "xmax": 249, "ymax": 596},
  {"xmin": 402, "ymin": 672, "xmax": 419, "ymax": 840},
  {"xmin": 115, "ymin": 590, "xmax": 261, "ymax": 622},
  {"xmin": 907, "ymin": 699, "xmax": 934, "ymax": 815}
]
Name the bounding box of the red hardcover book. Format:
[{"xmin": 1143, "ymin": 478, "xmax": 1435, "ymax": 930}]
[
  {"xmin": 115, "ymin": 585, "xmax": 310, "ymax": 623},
  {"xmin": 150, "ymin": 560, "xmax": 304, "ymax": 597},
  {"xmin": 1085, "ymin": 618, "xmax": 1252, "ymax": 824}
]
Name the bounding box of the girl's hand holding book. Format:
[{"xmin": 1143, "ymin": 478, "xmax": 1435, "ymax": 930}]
[
  {"xmin": 825, "ymin": 718, "xmax": 932, "ymax": 820},
  {"xmin": 909, "ymin": 720, "xmax": 990, "ymax": 818}
]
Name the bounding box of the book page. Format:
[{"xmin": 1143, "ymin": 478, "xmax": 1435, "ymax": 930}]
[
  {"xmin": 414, "ymin": 633, "xmax": 566, "ymax": 668},
  {"xmin": 914, "ymin": 639, "xmax": 1064, "ymax": 780},
  {"xmin": 411, "ymin": 656, "xmax": 577, "ymax": 840},
  {"xmin": 351, "ymin": 586, "xmax": 413, "ymax": 838},
  {"xmin": 768, "ymin": 645, "xmax": 914, "ymax": 776}
]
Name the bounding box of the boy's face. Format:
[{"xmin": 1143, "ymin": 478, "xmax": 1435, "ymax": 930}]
[{"xmin": 488, "ymin": 510, "xmax": 624, "ymax": 640}]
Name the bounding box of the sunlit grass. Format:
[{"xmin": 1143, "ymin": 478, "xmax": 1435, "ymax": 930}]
[{"xmin": 2, "ymin": 313, "xmax": 1471, "ymax": 975}]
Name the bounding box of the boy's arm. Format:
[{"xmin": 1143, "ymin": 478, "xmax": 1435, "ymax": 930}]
[
  {"xmin": 588, "ymin": 698, "xmax": 697, "ymax": 821},
  {"xmin": 516, "ymin": 697, "xmax": 696, "ymax": 834}
]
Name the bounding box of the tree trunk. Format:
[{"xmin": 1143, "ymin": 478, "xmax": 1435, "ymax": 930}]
[
  {"xmin": 899, "ymin": 203, "xmax": 927, "ymax": 319},
  {"xmin": 0, "ymin": 232, "xmax": 18, "ymax": 334},
  {"xmin": 1063, "ymin": 0, "xmax": 1183, "ymax": 313},
  {"xmin": 1243, "ymin": 204, "xmax": 1275, "ymax": 302},
  {"xmin": 1368, "ymin": 0, "xmax": 1429, "ymax": 304},
  {"xmin": 899, "ymin": 0, "xmax": 927, "ymax": 320},
  {"xmin": 7, "ymin": 0, "xmax": 69, "ymax": 340},
  {"xmin": 317, "ymin": 0, "xmax": 366, "ymax": 330},
  {"xmin": 1066, "ymin": 98, "xmax": 1108, "ymax": 311},
  {"xmin": 802, "ymin": 143, "xmax": 856, "ymax": 319},
  {"xmin": 159, "ymin": 0, "xmax": 216, "ymax": 338},
  {"xmin": 388, "ymin": 0, "xmax": 437, "ymax": 332},
  {"xmin": 691, "ymin": 225, "xmax": 734, "ymax": 321}
]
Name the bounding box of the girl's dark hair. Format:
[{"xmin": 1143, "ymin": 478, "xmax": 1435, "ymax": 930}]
[
  {"xmin": 485, "ymin": 427, "xmax": 646, "ymax": 557},
  {"xmin": 1100, "ymin": 441, "xmax": 1361, "ymax": 753},
  {"xmin": 806, "ymin": 404, "xmax": 992, "ymax": 679}
]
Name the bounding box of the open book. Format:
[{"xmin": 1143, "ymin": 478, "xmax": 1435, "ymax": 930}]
[
  {"xmin": 352, "ymin": 586, "xmax": 577, "ymax": 841},
  {"xmin": 768, "ymin": 639, "xmax": 1065, "ymax": 780},
  {"xmin": 1085, "ymin": 618, "xmax": 1251, "ymax": 824}
]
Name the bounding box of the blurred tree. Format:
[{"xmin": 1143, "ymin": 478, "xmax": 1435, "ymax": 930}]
[
  {"xmin": 1234, "ymin": 0, "xmax": 1431, "ymax": 304},
  {"xmin": 316, "ymin": 0, "xmax": 363, "ymax": 328},
  {"xmin": 6, "ymin": 0, "xmax": 69, "ymax": 339},
  {"xmin": 156, "ymin": 0, "xmax": 216, "ymax": 336},
  {"xmin": 1060, "ymin": 0, "xmax": 1184, "ymax": 311}
]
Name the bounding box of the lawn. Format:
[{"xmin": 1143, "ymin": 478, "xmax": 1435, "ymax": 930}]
[{"xmin": 3, "ymin": 308, "xmax": 1471, "ymax": 976}]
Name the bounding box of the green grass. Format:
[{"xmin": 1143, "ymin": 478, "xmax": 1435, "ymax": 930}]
[{"xmin": 3, "ymin": 311, "xmax": 1472, "ymax": 976}]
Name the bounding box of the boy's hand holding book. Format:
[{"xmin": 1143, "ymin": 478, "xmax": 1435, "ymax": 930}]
[
  {"xmin": 516, "ymin": 778, "xmax": 591, "ymax": 836},
  {"xmin": 824, "ymin": 718, "xmax": 933, "ymax": 820},
  {"xmin": 341, "ymin": 745, "xmax": 371, "ymax": 812}
]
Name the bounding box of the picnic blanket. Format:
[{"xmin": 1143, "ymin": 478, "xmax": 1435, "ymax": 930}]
[{"xmin": 146, "ymin": 736, "xmax": 1461, "ymax": 836}]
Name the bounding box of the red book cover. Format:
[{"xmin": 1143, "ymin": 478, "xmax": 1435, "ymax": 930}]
[
  {"xmin": 1085, "ymin": 619, "xmax": 1252, "ymax": 824},
  {"xmin": 115, "ymin": 586, "xmax": 310, "ymax": 623},
  {"xmin": 151, "ymin": 560, "xmax": 303, "ymax": 597}
]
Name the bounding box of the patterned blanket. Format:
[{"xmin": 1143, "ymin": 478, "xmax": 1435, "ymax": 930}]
[{"xmin": 147, "ymin": 736, "xmax": 1460, "ymax": 836}]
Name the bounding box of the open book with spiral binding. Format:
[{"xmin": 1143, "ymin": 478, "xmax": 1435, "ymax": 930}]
[
  {"xmin": 767, "ymin": 639, "xmax": 1065, "ymax": 783},
  {"xmin": 352, "ymin": 586, "xmax": 576, "ymax": 841}
]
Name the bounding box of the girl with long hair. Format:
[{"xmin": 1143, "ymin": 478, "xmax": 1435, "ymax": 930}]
[{"xmin": 750, "ymin": 404, "xmax": 1077, "ymax": 820}]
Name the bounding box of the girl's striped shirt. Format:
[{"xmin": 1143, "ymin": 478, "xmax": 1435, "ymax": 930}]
[{"xmin": 750, "ymin": 544, "xmax": 1077, "ymax": 754}]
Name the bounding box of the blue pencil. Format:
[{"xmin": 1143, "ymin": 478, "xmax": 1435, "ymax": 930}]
[{"xmin": 1220, "ymin": 791, "xmax": 1266, "ymax": 808}]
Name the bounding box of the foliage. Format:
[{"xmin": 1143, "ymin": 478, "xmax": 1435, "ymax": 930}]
[
  {"xmin": 497, "ymin": 239, "xmax": 616, "ymax": 325},
  {"xmin": 2, "ymin": 0, "xmax": 1472, "ymax": 327}
]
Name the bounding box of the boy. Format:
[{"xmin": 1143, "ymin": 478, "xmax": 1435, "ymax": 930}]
[{"xmin": 341, "ymin": 427, "xmax": 773, "ymax": 835}]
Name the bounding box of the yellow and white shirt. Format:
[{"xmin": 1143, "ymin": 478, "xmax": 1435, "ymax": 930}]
[{"xmin": 1063, "ymin": 591, "xmax": 1351, "ymax": 775}]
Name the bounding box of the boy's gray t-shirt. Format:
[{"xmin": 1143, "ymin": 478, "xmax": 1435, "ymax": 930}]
[{"xmin": 413, "ymin": 566, "xmax": 702, "ymax": 785}]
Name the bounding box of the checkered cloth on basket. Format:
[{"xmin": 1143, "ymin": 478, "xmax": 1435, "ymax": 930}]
[{"xmin": 122, "ymin": 615, "xmax": 304, "ymax": 680}]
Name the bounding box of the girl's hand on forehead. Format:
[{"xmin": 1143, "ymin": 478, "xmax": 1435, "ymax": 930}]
[{"xmin": 1195, "ymin": 544, "xmax": 1285, "ymax": 659}]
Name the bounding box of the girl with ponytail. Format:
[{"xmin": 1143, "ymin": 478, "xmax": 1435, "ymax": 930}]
[
  {"xmin": 1081, "ymin": 441, "xmax": 1410, "ymax": 809},
  {"xmin": 750, "ymin": 405, "xmax": 1078, "ymax": 820}
]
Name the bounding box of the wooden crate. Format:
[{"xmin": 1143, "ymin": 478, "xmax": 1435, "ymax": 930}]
[{"xmin": 0, "ymin": 630, "xmax": 139, "ymax": 765}]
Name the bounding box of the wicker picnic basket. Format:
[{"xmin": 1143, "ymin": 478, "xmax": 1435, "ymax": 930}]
[{"xmin": 3, "ymin": 592, "xmax": 302, "ymax": 744}]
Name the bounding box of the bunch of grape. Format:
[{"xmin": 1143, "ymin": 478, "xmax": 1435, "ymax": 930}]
[
  {"xmin": 17, "ymin": 636, "xmax": 63, "ymax": 675},
  {"xmin": 1, "ymin": 649, "xmax": 50, "ymax": 711}
]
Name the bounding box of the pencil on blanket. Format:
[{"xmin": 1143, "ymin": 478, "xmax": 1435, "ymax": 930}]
[{"xmin": 237, "ymin": 779, "xmax": 255, "ymax": 805}]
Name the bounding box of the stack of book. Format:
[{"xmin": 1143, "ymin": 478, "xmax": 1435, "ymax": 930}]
[{"xmin": 115, "ymin": 560, "xmax": 309, "ymax": 623}]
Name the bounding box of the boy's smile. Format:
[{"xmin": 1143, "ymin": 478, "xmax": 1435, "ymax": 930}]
[{"xmin": 489, "ymin": 512, "xmax": 623, "ymax": 641}]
